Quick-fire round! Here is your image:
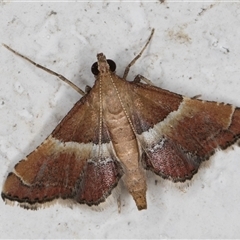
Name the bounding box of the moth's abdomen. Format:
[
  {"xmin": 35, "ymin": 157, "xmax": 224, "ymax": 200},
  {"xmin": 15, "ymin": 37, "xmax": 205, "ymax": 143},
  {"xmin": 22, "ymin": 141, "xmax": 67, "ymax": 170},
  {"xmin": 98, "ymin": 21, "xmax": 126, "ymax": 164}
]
[{"xmin": 104, "ymin": 102, "xmax": 147, "ymax": 210}]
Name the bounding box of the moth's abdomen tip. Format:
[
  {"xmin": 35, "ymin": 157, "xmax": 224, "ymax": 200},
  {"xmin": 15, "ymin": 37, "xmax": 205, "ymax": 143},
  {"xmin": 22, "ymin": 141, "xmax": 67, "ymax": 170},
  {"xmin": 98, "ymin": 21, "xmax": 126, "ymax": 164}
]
[{"xmin": 132, "ymin": 189, "xmax": 147, "ymax": 211}]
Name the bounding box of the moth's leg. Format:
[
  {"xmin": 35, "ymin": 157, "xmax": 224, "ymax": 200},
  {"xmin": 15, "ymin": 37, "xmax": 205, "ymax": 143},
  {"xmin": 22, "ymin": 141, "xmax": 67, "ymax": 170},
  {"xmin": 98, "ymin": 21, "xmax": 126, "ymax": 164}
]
[
  {"xmin": 85, "ymin": 85, "xmax": 92, "ymax": 93},
  {"xmin": 117, "ymin": 195, "xmax": 121, "ymax": 213},
  {"xmin": 3, "ymin": 44, "xmax": 85, "ymax": 95},
  {"xmin": 191, "ymin": 94, "xmax": 202, "ymax": 99},
  {"xmin": 123, "ymin": 29, "xmax": 155, "ymax": 80},
  {"xmin": 133, "ymin": 74, "xmax": 155, "ymax": 86}
]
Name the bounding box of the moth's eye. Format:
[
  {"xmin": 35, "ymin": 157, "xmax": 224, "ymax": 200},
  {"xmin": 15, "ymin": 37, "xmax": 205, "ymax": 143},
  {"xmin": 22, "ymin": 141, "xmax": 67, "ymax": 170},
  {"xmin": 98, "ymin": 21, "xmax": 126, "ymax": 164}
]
[
  {"xmin": 107, "ymin": 59, "xmax": 116, "ymax": 72},
  {"xmin": 91, "ymin": 62, "xmax": 99, "ymax": 76},
  {"xmin": 91, "ymin": 59, "xmax": 116, "ymax": 76}
]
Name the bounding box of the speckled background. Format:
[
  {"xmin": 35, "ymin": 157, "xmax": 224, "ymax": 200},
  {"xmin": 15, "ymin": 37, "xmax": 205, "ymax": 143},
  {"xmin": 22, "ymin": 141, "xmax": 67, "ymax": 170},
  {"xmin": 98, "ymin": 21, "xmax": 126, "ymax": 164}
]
[{"xmin": 1, "ymin": 2, "xmax": 240, "ymax": 238}]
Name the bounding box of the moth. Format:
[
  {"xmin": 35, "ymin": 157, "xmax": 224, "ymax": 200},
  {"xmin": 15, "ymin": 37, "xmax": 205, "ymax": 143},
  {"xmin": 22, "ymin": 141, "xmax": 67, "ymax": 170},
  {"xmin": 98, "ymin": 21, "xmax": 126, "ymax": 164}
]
[{"xmin": 2, "ymin": 29, "xmax": 240, "ymax": 211}]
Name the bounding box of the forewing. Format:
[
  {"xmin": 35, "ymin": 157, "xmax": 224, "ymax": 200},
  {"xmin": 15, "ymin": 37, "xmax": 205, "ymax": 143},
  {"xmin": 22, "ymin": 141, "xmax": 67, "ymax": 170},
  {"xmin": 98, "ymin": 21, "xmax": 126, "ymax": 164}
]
[
  {"xmin": 2, "ymin": 86, "xmax": 123, "ymax": 209},
  {"xmin": 127, "ymin": 81, "xmax": 240, "ymax": 181}
]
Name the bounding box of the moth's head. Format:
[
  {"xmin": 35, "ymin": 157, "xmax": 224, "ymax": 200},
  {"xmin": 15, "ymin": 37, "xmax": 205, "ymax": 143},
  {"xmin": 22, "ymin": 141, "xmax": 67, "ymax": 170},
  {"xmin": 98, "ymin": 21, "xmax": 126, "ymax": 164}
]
[{"xmin": 91, "ymin": 53, "xmax": 116, "ymax": 76}]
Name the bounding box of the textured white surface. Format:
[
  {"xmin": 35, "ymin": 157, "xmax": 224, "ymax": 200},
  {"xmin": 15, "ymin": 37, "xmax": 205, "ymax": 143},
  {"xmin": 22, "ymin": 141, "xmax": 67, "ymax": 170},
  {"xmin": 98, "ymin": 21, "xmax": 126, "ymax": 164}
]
[{"xmin": 1, "ymin": 2, "xmax": 240, "ymax": 238}]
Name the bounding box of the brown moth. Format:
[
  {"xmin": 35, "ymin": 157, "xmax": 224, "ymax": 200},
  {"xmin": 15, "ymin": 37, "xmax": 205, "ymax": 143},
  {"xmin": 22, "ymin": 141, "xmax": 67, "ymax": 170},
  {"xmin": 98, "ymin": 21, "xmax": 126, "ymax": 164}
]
[{"xmin": 2, "ymin": 29, "xmax": 240, "ymax": 211}]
